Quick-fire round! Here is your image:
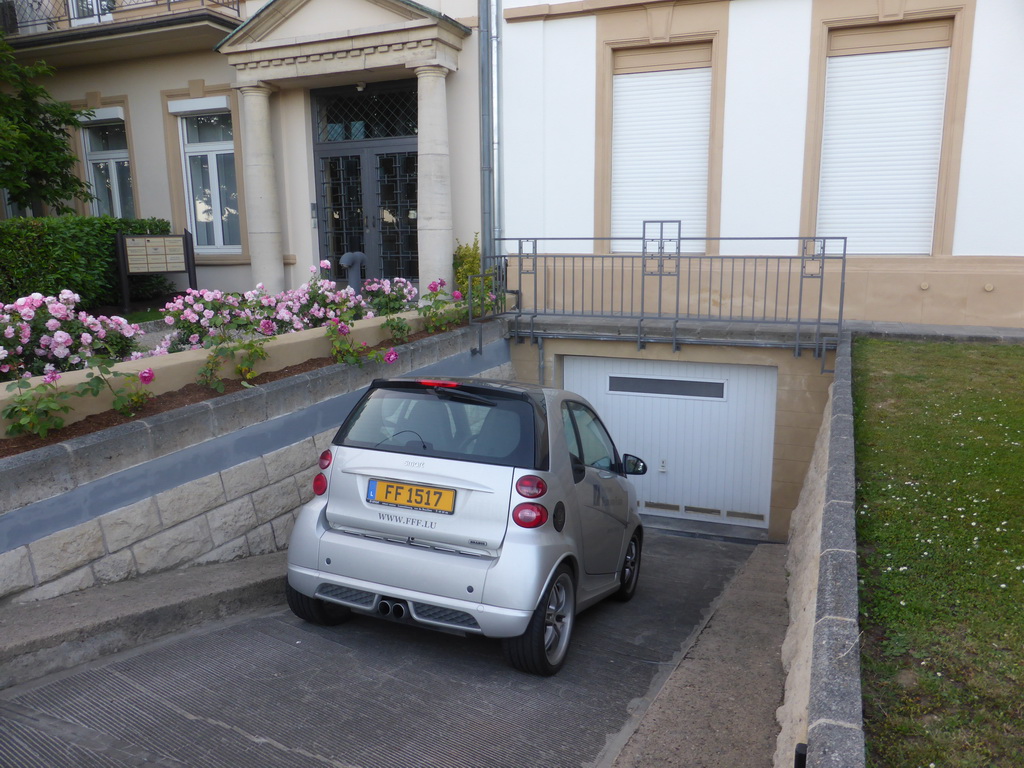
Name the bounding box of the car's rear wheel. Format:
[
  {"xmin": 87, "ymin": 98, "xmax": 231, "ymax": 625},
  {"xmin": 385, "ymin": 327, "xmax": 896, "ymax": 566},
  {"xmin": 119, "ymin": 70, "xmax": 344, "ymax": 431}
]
[
  {"xmin": 614, "ymin": 532, "xmax": 642, "ymax": 602},
  {"xmin": 503, "ymin": 564, "xmax": 576, "ymax": 676},
  {"xmin": 285, "ymin": 579, "xmax": 352, "ymax": 626}
]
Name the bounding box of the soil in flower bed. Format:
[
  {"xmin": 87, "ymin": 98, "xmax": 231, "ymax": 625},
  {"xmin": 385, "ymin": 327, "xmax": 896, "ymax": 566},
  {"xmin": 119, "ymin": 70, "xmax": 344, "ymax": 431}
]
[{"xmin": 0, "ymin": 328, "xmax": 443, "ymax": 461}]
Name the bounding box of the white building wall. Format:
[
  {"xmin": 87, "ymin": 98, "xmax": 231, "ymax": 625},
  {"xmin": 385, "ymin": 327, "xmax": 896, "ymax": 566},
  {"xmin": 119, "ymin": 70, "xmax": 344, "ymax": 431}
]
[
  {"xmin": 953, "ymin": 0, "xmax": 1024, "ymax": 257},
  {"xmin": 719, "ymin": 0, "xmax": 811, "ymax": 255},
  {"xmin": 501, "ymin": 16, "xmax": 596, "ymax": 249}
]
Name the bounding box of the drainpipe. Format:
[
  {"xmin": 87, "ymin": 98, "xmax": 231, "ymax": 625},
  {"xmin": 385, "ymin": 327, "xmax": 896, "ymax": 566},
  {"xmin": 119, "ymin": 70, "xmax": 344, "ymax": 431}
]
[
  {"xmin": 493, "ymin": 0, "xmax": 504, "ymax": 259},
  {"xmin": 478, "ymin": 0, "xmax": 495, "ymax": 270}
]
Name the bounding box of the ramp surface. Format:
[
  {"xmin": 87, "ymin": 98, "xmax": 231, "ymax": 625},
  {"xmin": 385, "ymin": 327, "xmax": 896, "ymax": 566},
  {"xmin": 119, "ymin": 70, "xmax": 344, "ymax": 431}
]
[{"xmin": 0, "ymin": 532, "xmax": 752, "ymax": 768}]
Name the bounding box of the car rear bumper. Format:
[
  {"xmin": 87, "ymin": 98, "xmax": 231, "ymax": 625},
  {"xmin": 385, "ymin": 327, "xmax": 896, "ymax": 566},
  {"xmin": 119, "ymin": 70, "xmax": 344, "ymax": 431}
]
[{"xmin": 287, "ymin": 563, "xmax": 534, "ymax": 638}]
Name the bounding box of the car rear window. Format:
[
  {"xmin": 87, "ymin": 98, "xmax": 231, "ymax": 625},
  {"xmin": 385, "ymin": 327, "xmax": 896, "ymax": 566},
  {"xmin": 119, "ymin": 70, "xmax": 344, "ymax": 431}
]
[{"xmin": 336, "ymin": 385, "xmax": 537, "ymax": 468}]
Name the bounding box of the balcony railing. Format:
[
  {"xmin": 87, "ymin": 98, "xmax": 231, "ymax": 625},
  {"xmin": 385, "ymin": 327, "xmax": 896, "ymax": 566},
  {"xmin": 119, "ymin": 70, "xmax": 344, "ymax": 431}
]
[
  {"xmin": 471, "ymin": 228, "xmax": 846, "ymax": 363},
  {"xmin": 1, "ymin": 0, "xmax": 238, "ymax": 36}
]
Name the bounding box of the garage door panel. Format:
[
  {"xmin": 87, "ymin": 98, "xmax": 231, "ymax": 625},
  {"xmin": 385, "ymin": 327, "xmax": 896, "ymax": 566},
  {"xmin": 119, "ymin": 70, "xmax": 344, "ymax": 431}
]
[{"xmin": 563, "ymin": 357, "xmax": 776, "ymax": 529}]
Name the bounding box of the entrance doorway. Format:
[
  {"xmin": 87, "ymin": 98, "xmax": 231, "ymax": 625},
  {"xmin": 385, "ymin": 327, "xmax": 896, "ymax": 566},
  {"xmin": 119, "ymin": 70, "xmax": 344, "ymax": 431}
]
[{"xmin": 314, "ymin": 83, "xmax": 418, "ymax": 286}]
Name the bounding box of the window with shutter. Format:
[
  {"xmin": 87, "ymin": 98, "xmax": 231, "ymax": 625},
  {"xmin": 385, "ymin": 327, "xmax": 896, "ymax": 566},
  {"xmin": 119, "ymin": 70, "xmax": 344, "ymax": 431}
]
[
  {"xmin": 815, "ymin": 19, "xmax": 954, "ymax": 255},
  {"xmin": 611, "ymin": 67, "xmax": 711, "ymax": 253},
  {"xmin": 610, "ymin": 43, "xmax": 712, "ymax": 254}
]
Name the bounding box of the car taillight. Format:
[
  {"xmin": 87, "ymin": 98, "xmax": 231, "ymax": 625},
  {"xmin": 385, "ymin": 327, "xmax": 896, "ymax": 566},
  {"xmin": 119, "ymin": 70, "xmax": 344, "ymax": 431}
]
[
  {"xmin": 313, "ymin": 473, "xmax": 328, "ymax": 496},
  {"xmin": 515, "ymin": 475, "xmax": 547, "ymax": 498},
  {"xmin": 512, "ymin": 503, "xmax": 548, "ymax": 528},
  {"xmin": 318, "ymin": 450, "xmax": 333, "ymax": 469}
]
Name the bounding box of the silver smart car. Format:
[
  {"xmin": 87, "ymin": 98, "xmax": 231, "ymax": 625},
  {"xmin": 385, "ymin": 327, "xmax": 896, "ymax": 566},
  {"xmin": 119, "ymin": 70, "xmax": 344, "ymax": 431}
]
[{"xmin": 286, "ymin": 377, "xmax": 647, "ymax": 675}]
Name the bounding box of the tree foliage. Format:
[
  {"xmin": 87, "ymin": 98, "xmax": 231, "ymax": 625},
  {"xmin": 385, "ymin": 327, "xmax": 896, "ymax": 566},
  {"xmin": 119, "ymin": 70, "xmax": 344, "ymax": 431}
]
[{"xmin": 0, "ymin": 34, "xmax": 93, "ymax": 214}]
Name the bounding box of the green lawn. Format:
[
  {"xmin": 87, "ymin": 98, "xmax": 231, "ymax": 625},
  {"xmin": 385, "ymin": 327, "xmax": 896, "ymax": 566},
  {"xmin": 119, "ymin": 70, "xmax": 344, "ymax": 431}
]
[
  {"xmin": 853, "ymin": 339, "xmax": 1024, "ymax": 767},
  {"xmin": 123, "ymin": 307, "xmax": 164, "ymax": 324}
]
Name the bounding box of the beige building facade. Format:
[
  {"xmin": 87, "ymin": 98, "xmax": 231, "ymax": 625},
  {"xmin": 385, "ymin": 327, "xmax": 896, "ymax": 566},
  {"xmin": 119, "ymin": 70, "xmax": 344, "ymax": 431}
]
[
  {"xmin": 5, "ymin": 0, "xmax": 482, "ymax": 293},
  {"xmin": 4, "ymin": 0, "xmax": 1023, "ymax": 543}
]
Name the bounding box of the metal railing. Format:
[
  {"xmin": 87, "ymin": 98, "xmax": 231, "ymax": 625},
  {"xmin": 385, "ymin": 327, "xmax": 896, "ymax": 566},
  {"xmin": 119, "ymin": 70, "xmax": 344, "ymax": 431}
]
[
  {"xmin": 486, "ymin": 228, "xmax": 846, "ymax": 362},
  {"xmin": 2, "ymin": 0, "xmax": 238, "ymax": 36}
]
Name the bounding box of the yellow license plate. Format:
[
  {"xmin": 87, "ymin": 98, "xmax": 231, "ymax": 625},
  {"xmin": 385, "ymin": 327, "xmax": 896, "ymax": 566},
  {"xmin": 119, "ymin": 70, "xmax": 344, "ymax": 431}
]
[{"xmin": 367, "ymin": 479, "xmax": 456, "ymax": 515}]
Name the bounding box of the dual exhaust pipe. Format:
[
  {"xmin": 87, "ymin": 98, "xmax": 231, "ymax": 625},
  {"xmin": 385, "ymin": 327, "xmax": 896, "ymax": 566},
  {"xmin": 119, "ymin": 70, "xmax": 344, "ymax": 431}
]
[{"xmin": 378, "ymin": 599, "xmax": 408, "ymax": 620}]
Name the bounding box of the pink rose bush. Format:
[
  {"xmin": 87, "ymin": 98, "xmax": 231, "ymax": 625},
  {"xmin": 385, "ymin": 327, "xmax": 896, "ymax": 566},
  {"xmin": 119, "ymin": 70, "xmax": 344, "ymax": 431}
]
[
  {"xmin": 158, "ymin": 267, "xmax": 407, "ymax": 352},
  {"xmin": 416, "ymin": 277, "xmax": 498, "ymax": 333},
  {"xmin": 1, "ymin": 291, "xmax": 144, "ymax": 382}
]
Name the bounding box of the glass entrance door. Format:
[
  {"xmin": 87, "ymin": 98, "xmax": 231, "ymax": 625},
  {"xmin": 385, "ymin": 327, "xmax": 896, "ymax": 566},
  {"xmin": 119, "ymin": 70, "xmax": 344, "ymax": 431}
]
[
  {"xmin": 318, "ymin": 149, "xmax": 417, "ymax": 285},
  {"xmin": 313, "ymin": 82, "xmax": 418, "ymax": 286},
  {"xmin": 375, "ymin": 151, "xmax": 418, "ymax": 279}
]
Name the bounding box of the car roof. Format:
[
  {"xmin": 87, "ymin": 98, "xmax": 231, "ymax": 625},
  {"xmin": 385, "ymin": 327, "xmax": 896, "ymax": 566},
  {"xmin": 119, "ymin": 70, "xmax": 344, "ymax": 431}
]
[{"xmin": 371, "ymin": 377, "xmax": 557, "ymax": 398}]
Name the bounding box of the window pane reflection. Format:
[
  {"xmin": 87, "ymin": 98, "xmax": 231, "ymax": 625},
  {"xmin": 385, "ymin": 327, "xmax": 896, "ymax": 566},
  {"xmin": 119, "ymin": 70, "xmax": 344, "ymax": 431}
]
[
  {"xmin": 91, "ymin": 162, "xmax": 114, "ymax": 217},
  {"xmin": 185, "ymin": 114, "xmax": 233, "ymax": 144},
  {"xmin": 216, "ymin": 153, "xmax": 240, "ymax": 245},
  {"xmin": 87, "ymin": 124, "xmax": 128, "ymax": 153},
  {"xmin": 188, "ymin": 154, "xmax": 214, "ymax": 246},
  {"xmin": 115, "ymin": 160, "xmax": 135, "ymax": 219}
]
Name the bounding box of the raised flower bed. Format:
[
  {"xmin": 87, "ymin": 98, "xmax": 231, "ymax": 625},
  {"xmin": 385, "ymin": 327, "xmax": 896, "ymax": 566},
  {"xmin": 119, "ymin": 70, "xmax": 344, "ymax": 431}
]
[{"xmin": 1, "ymin": 271, "xmax": 480, "ymax": 446}]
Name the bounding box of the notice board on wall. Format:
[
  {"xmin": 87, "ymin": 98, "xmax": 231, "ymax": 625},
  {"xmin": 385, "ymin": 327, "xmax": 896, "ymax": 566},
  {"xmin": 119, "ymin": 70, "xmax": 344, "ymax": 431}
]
[{"xmin": 116, "ymin": 232, "xmax": 197, "ymax": 311}]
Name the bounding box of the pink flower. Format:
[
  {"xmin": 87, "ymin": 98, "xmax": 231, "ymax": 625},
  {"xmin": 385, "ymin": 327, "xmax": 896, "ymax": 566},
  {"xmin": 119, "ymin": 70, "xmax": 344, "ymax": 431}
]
[
  {"xmin": 139, "ymin": 368, "xmax": 155, "ymax": 385},
  {"xmin": 320, "ymin": 260, "xmax": 331, "ymax": 269},
  {"xmin": 259, "ymin": 319, "xmax": 276, "ymax": 335},
  {"xmin": 384, "ymin": 348, "xmax": 398, "ymax": 364},
  {"xmin": 42, "ymin": 370, "xmax": 61, "ymax": 384},
  {"xmin": 452, "ymin": 291, "xmax": 463, "ymax": 300},
  {"xmin": 428, "ymin": 281, "xmax": 439, "ymax": 293}
]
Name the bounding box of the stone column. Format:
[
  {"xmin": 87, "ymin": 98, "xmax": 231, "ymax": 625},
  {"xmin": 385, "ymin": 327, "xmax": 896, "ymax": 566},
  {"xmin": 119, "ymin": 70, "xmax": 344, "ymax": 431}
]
[
  {"xmin": 414, "ymin": 65, "xmax": 455, "ymax": 291},
  {"xmin": 238, "ymin": 83, "xmax": 285, "ymax": 294}
]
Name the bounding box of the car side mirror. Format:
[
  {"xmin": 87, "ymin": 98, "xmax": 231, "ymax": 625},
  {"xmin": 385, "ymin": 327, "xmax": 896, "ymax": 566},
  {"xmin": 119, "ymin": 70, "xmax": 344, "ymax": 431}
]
[{"xmin": 623, "ymin": 454, "xmax": 647, "ymax": 476}]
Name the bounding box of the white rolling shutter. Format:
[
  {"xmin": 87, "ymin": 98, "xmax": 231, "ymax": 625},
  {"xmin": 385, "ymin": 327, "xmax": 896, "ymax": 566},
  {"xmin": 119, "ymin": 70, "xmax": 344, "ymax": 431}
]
[
  {"xmin": 816, "ymin": 46, "xmax": 949, "ymax": 255},
  {"xmin": 611, "ymin": 67, "xmax": 711, "ymax": 253}
]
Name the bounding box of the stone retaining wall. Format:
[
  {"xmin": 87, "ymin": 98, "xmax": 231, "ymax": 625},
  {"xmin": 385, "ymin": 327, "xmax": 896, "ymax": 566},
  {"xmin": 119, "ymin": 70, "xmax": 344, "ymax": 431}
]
[
  {"xmin": 774, "ymin": 332, "xmax": 864, "ymax": 768},
  {"xmin": 0, "ymin": 320, "xmax": 511, "ymax": 604}
]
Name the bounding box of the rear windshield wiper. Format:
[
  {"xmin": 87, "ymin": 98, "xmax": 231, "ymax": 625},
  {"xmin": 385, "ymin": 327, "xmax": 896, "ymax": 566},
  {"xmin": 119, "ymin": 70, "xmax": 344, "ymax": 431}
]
[{"xmin": 432, "ymin": 387, "xmax": 496, "ymax": 407}]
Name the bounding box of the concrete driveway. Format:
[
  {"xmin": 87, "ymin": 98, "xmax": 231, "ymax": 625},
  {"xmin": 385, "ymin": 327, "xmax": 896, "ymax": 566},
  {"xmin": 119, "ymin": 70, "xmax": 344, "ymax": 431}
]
[{"xmin": 0, "ymin": 531, "xmax": 760, "ymax": 767}]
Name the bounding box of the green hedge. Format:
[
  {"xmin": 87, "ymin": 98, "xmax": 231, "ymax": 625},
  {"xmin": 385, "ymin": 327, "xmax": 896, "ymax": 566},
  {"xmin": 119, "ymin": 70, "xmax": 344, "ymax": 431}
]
[{"xmin": 0, "ymin": 215, "xmax": 173, "ymax": 310}]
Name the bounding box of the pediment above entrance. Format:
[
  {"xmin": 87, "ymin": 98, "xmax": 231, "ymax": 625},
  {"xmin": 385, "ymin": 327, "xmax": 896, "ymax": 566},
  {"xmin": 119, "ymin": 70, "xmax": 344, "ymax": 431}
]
[{"xmin": 217, "ymin": 0, "xmax": 472, "ymax": 84}]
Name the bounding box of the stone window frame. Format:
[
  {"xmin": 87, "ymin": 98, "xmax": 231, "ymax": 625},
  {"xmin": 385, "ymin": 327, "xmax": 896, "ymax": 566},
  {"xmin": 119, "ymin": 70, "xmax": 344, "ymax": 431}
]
[
  {"xmin": 593, "ymin": 1, "xmax": 729, "ymax": 254},
  {"xmin": 800, "ymin": 0, "xmax": 977, "ymax": 258},
  {"xmin": 161, "ymin": 83, "xmax": 249, "ymax": 267}
]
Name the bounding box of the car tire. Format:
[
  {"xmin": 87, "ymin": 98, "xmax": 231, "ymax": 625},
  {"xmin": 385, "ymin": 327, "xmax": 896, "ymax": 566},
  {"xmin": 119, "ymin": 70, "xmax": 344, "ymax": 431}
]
[
  {"xmin": 503, "ymin": 564, "xmax": 576, "ymax": 676},
  {"xmin": 614, "ymin": 532, "xmax": 642, "ymax": 602},
  {"xmin": 285, "ymin": 578, "xmax": 352, "ymax": 626}
]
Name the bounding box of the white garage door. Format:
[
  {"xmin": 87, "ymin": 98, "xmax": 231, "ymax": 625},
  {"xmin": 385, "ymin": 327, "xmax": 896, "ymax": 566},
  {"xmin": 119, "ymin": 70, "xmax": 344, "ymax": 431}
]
[{"xmin": 563, "ymin": 357, "xmax": 777, "ymax": 529}]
